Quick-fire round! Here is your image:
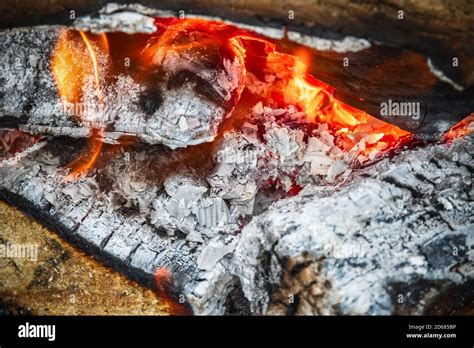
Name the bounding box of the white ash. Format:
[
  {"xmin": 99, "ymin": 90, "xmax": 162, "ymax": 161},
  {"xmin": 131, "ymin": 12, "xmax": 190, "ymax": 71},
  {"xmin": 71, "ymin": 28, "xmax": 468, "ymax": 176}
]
[
  {"xmin": 197, "ymin": 238, "xmax": 238, "ymax": 271},
  {"xmin": 1, "ymin": 126, "xmax": 472, "ymax": 315},
  {"xmin": 287, "ymin": 32, "xmax": 371, "ymax": 53},
  {"xmin": 186, "ymin": 14, "xmax": 371, "ymax": 52},
  {"xmin": 230, "ymin": 135, "xmax": 473, "ymax": 314},
  {"xmin": 19, "ymin": 125, "xmax": 92, "ymax": 139},
  {"xmin": 80, "ymin": 74, "xmax": 227, "ymax": 149},
  {"xmin": 99, "ymin": 2, "xmax": 174, "ymax": 17},
  {"xmin": 73, "ymin": 10, "xmax": 157, "ymax": 34},
  {"xmin": 78, "ymin": 3, "xmax": 371, "ymax": 53},
  {"xmin": 427, "ymin": 58, "xmax": 464, "ymax": 91}
]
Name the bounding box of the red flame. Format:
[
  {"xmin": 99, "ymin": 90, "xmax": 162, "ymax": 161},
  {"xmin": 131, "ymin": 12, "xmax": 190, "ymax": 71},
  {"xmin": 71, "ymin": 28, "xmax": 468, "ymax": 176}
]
[{"xmin": 65, "ymin": 129, "xmax": 103, "ymax": 180}]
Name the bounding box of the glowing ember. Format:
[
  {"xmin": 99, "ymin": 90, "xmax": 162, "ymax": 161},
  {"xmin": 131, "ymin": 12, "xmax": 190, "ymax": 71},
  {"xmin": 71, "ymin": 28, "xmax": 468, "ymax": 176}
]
[
  {"xmin": 52, "ymin": 30, "xmax": 110, "ymax": 104},
  {"xmin": 444, "ymin": 113, "xmax": 474, "ymax": 143},
  {"xmin": 51, "ymin": 17, "xmax": 414, "ymax": 178},
  {"xmin": 0, "ymin": 130, "xmax": 41, "ymax": 159},
  {"xmin": 52, "ymin": 30, "xmax": 109, "ymax": 178},
  {"xmin": 154, "ymin": 267, "xmax": 190, "ymax": 315},
  {"xmin": 51, "ymin": 30, "xmax": 89, "ymax": 104},
  {"xmin": 79, "ymin": 31, "xmax": 101, "ymax": 91}
]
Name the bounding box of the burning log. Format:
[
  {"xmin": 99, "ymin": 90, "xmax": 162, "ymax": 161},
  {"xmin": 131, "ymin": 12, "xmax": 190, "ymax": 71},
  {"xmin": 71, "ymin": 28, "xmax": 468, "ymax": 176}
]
[
  {"xmin": 1, "ymin": 8, "xmax": 472, "ymax": 143},
  {"xmin": 1, "ymin": 1, "xmax": 472, "ymax": 90},
  {"xmin": 0, "ymin": 116, "xmax": 472, "ymax": 314},
  {"xmin": 0, "ymin": 5, "xmax": 473, "ymax": 316},
  {"xmin": 0, "ymin": 23, "xmax": 245, "ymax": 148},
  {"xmin": 233, "ymin": 134, "xmax": 474, "ymax": 315}
]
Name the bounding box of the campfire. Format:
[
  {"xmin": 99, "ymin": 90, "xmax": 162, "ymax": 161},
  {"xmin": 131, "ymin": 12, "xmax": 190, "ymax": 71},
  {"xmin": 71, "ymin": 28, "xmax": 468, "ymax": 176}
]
[{"xmin": 0, "ymin": 4, "xmax": 472, "ymax": 316}]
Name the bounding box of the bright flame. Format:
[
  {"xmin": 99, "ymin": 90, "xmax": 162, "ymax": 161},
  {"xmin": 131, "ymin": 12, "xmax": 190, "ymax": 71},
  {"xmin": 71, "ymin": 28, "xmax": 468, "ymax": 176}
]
[
  {"xmin": 52, "ymin": 30, "xmax": 110, "ymax": 179},
  {"xmin": 51, "ymin": 30, "xmax": 88, "ymax": 103},
  {"xmin": 100, "ymin": 33, "xmax": 109, "ymax": 55},
  {"xmin": 266, "ymin": 50, "xmax": 364, "ymax": 127},
  {"xmin": 51, "ymin": 18, "xmax": 414, "ymax": 178},
  {"xmin": 444, "ymin": 113, "xmax": 474, "ymax": 143},
  {"xmin": 79, "ymin": 31, "xmax": 101, "ymax": 90},
  {"xmin": 65, "ymin": 130, "xmax": 103, "ymax": 180}
]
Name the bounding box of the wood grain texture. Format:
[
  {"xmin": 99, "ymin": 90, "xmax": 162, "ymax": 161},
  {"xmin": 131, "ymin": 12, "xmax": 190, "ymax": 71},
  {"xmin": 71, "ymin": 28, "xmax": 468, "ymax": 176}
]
[{"xmin": 0, "ymin": 201, "xmax": 169, "ymax": 315}]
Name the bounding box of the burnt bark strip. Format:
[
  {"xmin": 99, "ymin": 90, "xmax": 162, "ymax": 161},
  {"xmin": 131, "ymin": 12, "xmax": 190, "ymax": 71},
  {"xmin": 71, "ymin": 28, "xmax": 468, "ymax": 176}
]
[{"xmin": 0, "ymin": 0, "xmax": 472, "ymax": 89}]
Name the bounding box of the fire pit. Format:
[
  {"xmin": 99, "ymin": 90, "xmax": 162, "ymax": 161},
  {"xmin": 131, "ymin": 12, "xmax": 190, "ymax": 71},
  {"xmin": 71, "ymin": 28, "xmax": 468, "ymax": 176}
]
[{"xmin": 0, "ymin": 2, "xmax": 472, "ymax": 315}]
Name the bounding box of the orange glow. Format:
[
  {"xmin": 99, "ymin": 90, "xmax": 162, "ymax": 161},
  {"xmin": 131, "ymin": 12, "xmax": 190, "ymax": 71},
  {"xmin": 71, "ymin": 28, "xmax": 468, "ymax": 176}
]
[
  {"xmin": 52, "ymin": 30, "xmax": 110, "ymax": 179},
  {"xmin": 79, "ymin": 31, "xmax": 101, "ymax": 90},
  {"xmin": 51, "ymin": 30, "xmax": 88, "ymax": 103},
  {"xmin": 139, "ymin": 18, "xmax": 409, "ymax": 155},
  {"xmin": 52, "ymin": 29, "xmax": 110, "ymax": 104},
  {"xmin": 100, "ymin": 33, "xmax": 109, "ymax": 55},
  {"xmin": 52, "ymin": 17, "xmax": 415, "ymax": 178},
  {"xmin": 265, "ymin": 50, "xmax": 366, "ymax": 127},
  {"xmin": 65, "ymin": 130, "xmax": 103, "ymax": 180},
  {"xmin": 444, "ymin": 113, "xmax": 474, "ymax": 143}
]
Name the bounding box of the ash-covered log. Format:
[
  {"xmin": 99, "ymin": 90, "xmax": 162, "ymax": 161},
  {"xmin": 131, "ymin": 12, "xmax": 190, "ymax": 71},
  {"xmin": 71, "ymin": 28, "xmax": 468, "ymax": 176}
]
[
  {"xmin": 0, "ymin": 123, "xmax": 472, "ymax": 314},
  {"xmin": 233, "ymin": 134, "xmax": 474, "ymax": 315},
  {"xmin": 0, "ymin": 3, "xmax": 473, "ymax": 316}
]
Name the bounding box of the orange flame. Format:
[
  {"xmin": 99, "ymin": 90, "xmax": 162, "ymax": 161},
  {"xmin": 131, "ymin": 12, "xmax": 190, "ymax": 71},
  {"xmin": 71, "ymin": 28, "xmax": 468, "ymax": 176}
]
[
  {"xmin": 444, "ymin": 113, "xmax": 474, "ymax": 143},
  {"xmin": 52, "ymin": 18, "xmax": 414, "ymax": 177},
  {"xmin": 51, "ymin": 30, "xmax": 88, "ymax": 103},
  {"xmin": 52, "ymin": 30, "xmax": 110, "ymax": 179},
  {"xmin": 79, "ymin": 31, "xmax": 101, "ymax": 91},
  {"xmin": 65, "ymin": 130, "xmax": 103, "ymax": 180}
]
